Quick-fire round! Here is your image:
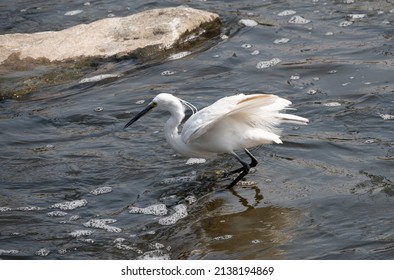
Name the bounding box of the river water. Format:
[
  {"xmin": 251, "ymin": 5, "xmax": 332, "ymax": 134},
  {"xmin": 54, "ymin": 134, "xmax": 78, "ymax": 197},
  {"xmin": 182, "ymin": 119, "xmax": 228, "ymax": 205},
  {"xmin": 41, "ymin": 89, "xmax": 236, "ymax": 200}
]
[{"xmin": 0, "ymin": 0, "xmax": 393, "ymax": 259}]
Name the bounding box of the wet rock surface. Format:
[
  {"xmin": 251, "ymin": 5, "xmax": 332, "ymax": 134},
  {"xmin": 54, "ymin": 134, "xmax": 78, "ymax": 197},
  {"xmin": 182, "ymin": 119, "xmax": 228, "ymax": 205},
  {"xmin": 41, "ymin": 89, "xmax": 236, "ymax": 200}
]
[{"xmin": 0, "ymin": 6, "xmax": 220, "ymax": 63}]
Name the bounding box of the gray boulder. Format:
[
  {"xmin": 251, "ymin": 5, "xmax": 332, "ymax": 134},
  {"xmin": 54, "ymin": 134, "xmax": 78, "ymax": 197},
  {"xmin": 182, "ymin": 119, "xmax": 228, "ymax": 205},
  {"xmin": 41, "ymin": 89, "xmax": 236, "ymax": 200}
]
[{"xmin": 0, "ymin": 6, "xmax": 220, "ymax": 64}]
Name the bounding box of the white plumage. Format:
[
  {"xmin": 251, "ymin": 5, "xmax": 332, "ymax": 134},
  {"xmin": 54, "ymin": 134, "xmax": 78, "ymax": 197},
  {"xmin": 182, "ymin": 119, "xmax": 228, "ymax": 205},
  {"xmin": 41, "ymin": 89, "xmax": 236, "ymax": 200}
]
[{"xmin": 124, "ymin": 93, "xmax": 308, "ymax": 188}]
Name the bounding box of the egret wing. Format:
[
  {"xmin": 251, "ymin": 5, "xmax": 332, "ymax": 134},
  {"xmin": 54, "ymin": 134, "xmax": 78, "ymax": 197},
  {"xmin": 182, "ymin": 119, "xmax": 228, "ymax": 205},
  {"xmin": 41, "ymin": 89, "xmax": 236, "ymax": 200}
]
[{"xmin": 182, "ymin": 93, "xmax": 296, "ymax": 144}]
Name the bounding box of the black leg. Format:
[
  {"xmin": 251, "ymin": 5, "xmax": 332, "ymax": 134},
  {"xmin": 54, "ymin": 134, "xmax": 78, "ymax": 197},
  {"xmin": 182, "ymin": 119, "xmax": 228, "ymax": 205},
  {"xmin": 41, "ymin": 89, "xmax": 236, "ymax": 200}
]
[
  {"xmin": 227, "ymin": 150, "xmax": 257, "ymax": 189},
  {"xmin": 245, "ymin": 148, "xmax": 258, "ymax": 168},
  {"xmin": 224, "ymin": 148, "xmax": 258, "ymax": 177}
]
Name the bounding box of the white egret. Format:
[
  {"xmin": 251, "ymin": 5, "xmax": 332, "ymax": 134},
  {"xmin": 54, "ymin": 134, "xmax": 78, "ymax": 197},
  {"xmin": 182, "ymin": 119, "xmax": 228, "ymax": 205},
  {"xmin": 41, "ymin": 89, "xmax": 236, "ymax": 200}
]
[{"xmin": 124, "ymin": 93, "xmax": 308, "ymax": 188}]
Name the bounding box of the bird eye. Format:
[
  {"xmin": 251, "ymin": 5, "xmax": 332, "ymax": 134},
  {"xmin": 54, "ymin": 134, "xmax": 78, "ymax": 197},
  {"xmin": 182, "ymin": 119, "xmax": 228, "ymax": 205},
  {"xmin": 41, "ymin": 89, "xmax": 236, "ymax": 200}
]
[{"xmin": 151, "ymin": 102, "xmax": 157, "ymax": 107}]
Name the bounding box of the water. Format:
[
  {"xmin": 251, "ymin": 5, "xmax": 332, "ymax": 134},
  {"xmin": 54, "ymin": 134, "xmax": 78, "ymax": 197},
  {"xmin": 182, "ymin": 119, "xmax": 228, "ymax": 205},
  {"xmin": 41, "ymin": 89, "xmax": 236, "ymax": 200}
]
[{"xmin": 1, "ymin": 0, "xmax": 393, "ymax": 259}]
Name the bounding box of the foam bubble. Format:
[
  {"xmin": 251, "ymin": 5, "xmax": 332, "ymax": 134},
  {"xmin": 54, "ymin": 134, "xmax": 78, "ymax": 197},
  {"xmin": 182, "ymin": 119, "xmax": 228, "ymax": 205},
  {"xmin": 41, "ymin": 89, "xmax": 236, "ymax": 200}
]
[
  {"xmin": 129, "ymin": 204, "xmax": 168, "ymax": 216},
  {"xmin": 50, "ymin": 199, "xmax": 87, "ymax": 210},
  {"xmin": 168, "ymin": 51, "xmax": 191, "ymax": 60},
  {"xmin": 278, "ymin": 10, "xmax": 296, "ymax": 16},
  {"xmin": 158, "ymin": 204, "xmax": 188, "ymax": 225},
  {"xmin": 35, "ymin": 248, "xmax": 50, "ymax": 257},
  {"xmin": 161, "ymin": 70, "xmax": 175, "ymax": 76},
  {"xmin": 69, "ymin": 229, "xmax": 94, "ymax": 237},
  {"xmin": 185, "ymin": 195, "xmax": 197, "ymax": 205},
  {"xmin": 69, "ymin": 215, "xmax": 81, "ymax": 221},
  {"xmin": 0, "ymin": 207, "xmax": 12, "ymax": 212},
  {"xmin": 161, "ymin": 175, "xmax": 197, "ymax": 185},
  {"xmin": 79, "ymin": 74, "xmax": 119, "ymax": 83},
  {"xmin": 83, "ymin": 218, "xmax": 122, "ymax": 233},
  {"xmin": 348, "ymin": 14, "xmax": 366, "ymax": 20},
  {"xmin": 323, "ymin": 102, "xmax": 342, "ymax": 107},
  {"xmin": 0, "ymin": 249, "xmax": 19, "ymax": 255},
  {"xmin": 339, "ymin": 21, "xmax": 353, "ymax": 27},
  {"xmin": 47, "ymin": 211, "xmax": 68, "ymax": 217},
  {"xmin": 137, "ymin": 250, "xmax": 170, "ymax": 260},
  {"xmin": 256, "ymin": 58, "xmax": 281, "ymax": 69},
  {"xmin": 274, "ymin": 38, "xmax": 290, "ymax": 44},
  {"xmin": 186, "ymin": 158, "xmax": 206, "ymax": 165},
  {"xmin": 288, "ymin": 15, "xmax": 311, "ymax": 24},
  {"xmin": 90, "ymin": 186, "xmax": 113, "ymax": 195},
  {"xmin": 379, "ymin": 113, "xmax": 394, "ymax": 120},
  {"xmin": 239, "ymin": 19, "xmax": 258, "ymax": 27},
  {"xmin": 237, "ymin": 180, "xmax": 257, "ymax": 186},
  {"xmin": 307, "ymin": 89, "xmax": 318, "ymax": 95},
  {"xmin": 149, "ymin": 242, "xmax": 165, "ymax": 250},
  {"xmin": 214, "ymin": 235, "xmax": 233, "ymax": 241},
  {"xmin": 241, "ymin": 43, "xmax": 252, "ymax": 49},
  {"xmin": 16, "ymin": 206, "xmax": 43, "ymax": 211},
  {"xmin": 64, "ymin": 10, "xmax": 83, "ymax": 16}
]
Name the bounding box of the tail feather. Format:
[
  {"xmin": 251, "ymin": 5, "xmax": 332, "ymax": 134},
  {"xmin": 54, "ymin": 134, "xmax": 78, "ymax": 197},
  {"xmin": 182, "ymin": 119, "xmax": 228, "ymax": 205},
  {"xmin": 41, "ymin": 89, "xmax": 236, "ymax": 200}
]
[{"xmin": 278, "ymin": 113, "xmax": 309, "ymax": 125}]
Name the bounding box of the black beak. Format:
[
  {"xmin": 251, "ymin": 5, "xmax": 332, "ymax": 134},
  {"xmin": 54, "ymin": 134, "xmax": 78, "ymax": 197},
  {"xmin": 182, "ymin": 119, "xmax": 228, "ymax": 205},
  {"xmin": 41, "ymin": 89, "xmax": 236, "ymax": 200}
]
[{"xmin": 124, "ymin": 103, "xmax": 155, "ymax": 129}]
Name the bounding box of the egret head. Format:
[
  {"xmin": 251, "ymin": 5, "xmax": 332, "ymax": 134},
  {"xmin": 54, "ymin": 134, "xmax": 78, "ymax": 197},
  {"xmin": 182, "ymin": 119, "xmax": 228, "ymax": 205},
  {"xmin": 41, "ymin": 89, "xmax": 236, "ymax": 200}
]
[{"xmin": 123, "ymin": 93, "xmax": 184, "ymax": 129}]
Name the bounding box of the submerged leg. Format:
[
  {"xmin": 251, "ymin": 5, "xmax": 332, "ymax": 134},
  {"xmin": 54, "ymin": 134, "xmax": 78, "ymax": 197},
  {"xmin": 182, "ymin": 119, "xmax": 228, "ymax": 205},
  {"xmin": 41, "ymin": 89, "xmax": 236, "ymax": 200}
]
[
  {"xmin": 227, "ymin": 149, "xmax": 258, "ymax": 188},
  {"xmin": 224, "ymin": 148, "xmax": 258, "ymax": 177}
]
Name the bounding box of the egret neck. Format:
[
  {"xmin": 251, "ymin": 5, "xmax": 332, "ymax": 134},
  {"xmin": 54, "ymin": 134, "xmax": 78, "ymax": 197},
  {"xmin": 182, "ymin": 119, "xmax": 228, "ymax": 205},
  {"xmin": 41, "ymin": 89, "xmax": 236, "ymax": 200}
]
[{"xmin": 163, "ymin": 99, "xmax": 189, "ymax": 156}]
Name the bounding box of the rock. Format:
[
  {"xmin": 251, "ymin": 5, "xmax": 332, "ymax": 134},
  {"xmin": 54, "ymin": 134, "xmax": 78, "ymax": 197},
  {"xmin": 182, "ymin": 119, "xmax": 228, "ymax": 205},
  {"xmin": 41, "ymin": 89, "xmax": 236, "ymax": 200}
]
[{"xmin": 0, "ymin": 6, "xmax": 220, "ymax": 64}]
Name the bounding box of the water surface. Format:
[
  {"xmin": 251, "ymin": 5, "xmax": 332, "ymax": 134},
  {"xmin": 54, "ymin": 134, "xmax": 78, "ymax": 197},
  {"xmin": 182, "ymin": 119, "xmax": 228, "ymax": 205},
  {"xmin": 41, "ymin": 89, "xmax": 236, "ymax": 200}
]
[{"xmin": 0, "ymin": 0, "xmax": 393, "ymax": 259}]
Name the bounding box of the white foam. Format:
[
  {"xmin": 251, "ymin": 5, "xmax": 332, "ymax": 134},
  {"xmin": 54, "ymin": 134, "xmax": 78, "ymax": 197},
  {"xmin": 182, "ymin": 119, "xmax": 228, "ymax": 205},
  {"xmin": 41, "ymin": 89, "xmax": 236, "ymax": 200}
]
[
  {"xmin": 83, "ymin": 218, "xmax": 122, "ymax": 233},
  {"xmin": 137, "ymin": 250, "xmax": 170, "ymax": 260},
  {"xmin": 69, "ymin": 229, "xmax": 94, "ymax": 237},
  {"xmin": 79, "ymin": 74, "xmax": 120, "ymax": 83},
  {"xmin": 256, "ymin": 58, "xmax": 281, "ymax": 69},
  {"xmin": 158, "ymin": 204, "xmax": 188, "ymax": 225},
  {"xmin": 307, "ymin": 89, "xmax": 318, "ymax": 95},
  {"xmin": 161, "ymin": 175, "xmax": 197, "ymax": 184},
  {"xmin": 16, "ymin": 206, "xmax": 43, "ymax": 211},
  {"xmin": 185, "ymin": 195, "xmax": 197, "ymax": 205},
  {"xmin": 241, "ymin": 43, "xmax": 252, "ymax": 49},
  {"xmin": 69, "ymin": 215, "xmax": 81, "ymax": 221},
  {"xmin": 35, "ymin": 248, "xmax": 50, "ymax": 257},
  {"xmin": 129, "ymin": 204, "xmax": 168, "ymax": 216},
  {"xmin": 90, "ymin": 186, "xmax": 113, "ymax": 195},
  {"xmin": 213, "ymin": 234, "xmax": 233, "ymax": 241},
  {"xmin": 288, "ymin": 15, "xmax": 311, "ymax": 24},
  {"xmin": 47, "ymin": 211, "xmax": 68, "ymax": 217},
  {"xmin": 278, "ymin": 10, "xmax": 296, "ymax": 16},
  {"xmin": 64, "ymin": 10, "xmax": 83, "ymax": 16},
  {"xmin": 273, "ymin": 38, "xmax": 290, "ymax": 44},
  {"xmin": 186, "ymin": 158, "xmax": 206, "ymax": 165},
  {"xmin": 161, "ymin": 70, "xmax": 175, "ymax": 76},
  {"xmin": 50, "ymin": 199, "xmax": 87, "ymax": 210},
  {"xmin": 348, "ymin": 14, "xmax": 366, "ymax": 19},
  {"xmin": 339, "ymin": 21, "xmax": 353, "ymax": 27},
  {"xmin": 0, "ymin": 207, "xmax": 12, "ymax": 212},
  {"xmin": 379, "ymin": 113, "xmax": 394, "ymax": 120},
  {"xmin": 239, "ymin": 19, "xmax": 258, "ymax": 27},
  {"xmin": 168, "ymin": 51, "xmax": 191, "ymax": 60},
  {"xmin": 149, "ymin": 242, "xmax": 165, "ymax": 250},
  {"xmin": 323, "ymin": 102, "xmax": 342, "ymax": 107},
  {"xmin": 0, "ymin": 249, "xmax": 19, "ymax": 255}
]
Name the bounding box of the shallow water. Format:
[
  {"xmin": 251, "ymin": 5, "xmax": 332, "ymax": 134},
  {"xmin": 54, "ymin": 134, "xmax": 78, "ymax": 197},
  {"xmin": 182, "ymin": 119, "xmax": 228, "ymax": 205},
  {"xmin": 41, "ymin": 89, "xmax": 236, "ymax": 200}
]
[{"xmin": 1, "ymin": 0, "xmax": 394, "ymax": 259}]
